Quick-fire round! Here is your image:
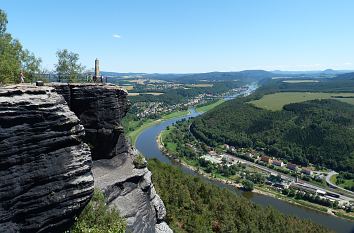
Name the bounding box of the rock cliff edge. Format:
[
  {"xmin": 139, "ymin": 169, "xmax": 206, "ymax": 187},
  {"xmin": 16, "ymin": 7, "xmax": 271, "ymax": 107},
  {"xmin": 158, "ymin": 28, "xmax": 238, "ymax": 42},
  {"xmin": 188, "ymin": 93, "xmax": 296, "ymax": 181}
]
[{"xmin": 0, "ymin": 84, "xmax": 172, "ymax": 233}]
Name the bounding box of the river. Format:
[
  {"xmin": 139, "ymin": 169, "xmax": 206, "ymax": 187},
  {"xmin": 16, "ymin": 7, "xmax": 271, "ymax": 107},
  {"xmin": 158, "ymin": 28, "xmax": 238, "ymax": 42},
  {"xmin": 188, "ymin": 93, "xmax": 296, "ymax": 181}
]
[{"xmin": 135, "ymin": 85, "xmax": 354, "ymax": 233}]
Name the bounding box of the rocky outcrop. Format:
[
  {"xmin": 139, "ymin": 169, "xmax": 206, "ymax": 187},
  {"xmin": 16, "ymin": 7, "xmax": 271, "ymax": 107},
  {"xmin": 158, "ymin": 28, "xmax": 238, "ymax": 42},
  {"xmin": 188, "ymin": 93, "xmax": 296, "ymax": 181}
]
[
  {"xmin": 0, "ymin": 84, "xmax": 171, "ymax": 233},
  {"xmin": 0, "ymin": 85, "xmax": 94, "ymax": 232},
  {"xmin": 52, "ymin": 84, "xmax": 171, "ymax": 233},
  {"xmin": 53, "ymin": 83, "xmax": 130, "ymax": 160},
  {"xmin": 92, "ymin": 150, "xmax": 171, "ymax": 233}
]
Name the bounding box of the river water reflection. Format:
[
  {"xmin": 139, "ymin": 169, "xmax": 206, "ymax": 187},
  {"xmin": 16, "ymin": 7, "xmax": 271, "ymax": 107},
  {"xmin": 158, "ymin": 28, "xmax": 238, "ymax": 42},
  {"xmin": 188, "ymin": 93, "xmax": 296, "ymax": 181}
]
[{"xmin": 135, "ymin": 86, "xmax": 354, "ymax": 233}]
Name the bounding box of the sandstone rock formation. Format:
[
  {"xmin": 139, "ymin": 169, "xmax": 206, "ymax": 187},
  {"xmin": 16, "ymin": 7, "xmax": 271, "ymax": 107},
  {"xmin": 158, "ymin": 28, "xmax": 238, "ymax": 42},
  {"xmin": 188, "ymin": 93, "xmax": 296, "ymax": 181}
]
[
  {"xmin": 0, "ymin": 85, "xmax": 94, "ymax": 232},
  {"xmin": 53, "ymin": 84, "xmax": 130, "ymax": 160},
  {"xmin": 52, "ymin": 84, "xmax": 172, "ymax": 233},
  {"xmin": 0, "ymin": 84, "xmax": 171, "ymax": 233}
]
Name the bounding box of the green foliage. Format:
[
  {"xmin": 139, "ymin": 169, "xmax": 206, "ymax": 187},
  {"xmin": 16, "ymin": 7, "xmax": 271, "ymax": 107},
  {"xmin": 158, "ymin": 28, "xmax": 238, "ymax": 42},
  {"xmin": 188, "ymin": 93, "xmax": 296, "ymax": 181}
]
[
  {"xmin": 242, "ymin": 179, "xmax": 254, "ymax": 191},
  {"xmin": 192, "ymin": 98, "xmax": 354, "ymax": 174},
  {"xmin": 148, "ymin": 159, "xmax": 331, "ymax": 233},
  {"xmin": 55, "ymin": 49, "xmax": 85, "ymax": 82},
  {"xmin": 0, "ymin": 9, "xmax": 7, "ymax": 34},
  {"xmin": 336, "ymin": 172, "xmax": 354, "ymax": 191},
  {"xmin": 21, "ymin": 49, "xmax": 42, "ymax": 81},
  {"xmin": 0, "ymin": 9, "xmax": 42, "ymax": 84},
  {"xmin": 133, "ymin": 153, "xmax": 147, "ymax": 168},
  {"xmin": 71, "ymin": 189, "xmax": 126, "ymax": 233}
]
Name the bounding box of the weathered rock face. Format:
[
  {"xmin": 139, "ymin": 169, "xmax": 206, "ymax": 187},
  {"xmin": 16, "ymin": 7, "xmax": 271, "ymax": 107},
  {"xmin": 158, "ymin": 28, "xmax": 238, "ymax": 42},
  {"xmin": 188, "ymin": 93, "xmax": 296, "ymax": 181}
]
[
  {"xmin": 53, "ymin": 84, "xmax": 172, "ymax": 233},
  {"xmin": 92, "ymin": 150, "xmax": 171, "ymax": 233},
  {"xmin": 0, "ymin": 84, "xmax": 171, "ymax": 233},
  {"xmin": 0, "ymin": 86, "xmax": 94, "ymax": 233},
  {"xmin": 53, "ymin": 84, "xmax": 130, "ymax": 160}
]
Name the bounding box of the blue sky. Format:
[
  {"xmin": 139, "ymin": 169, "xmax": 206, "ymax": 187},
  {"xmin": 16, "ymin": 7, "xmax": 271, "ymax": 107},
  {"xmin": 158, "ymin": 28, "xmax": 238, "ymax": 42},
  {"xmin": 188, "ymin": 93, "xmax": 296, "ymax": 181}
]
[{"xmin": 1, "ymin": 0, "xmax": 354, "ymax": 73}]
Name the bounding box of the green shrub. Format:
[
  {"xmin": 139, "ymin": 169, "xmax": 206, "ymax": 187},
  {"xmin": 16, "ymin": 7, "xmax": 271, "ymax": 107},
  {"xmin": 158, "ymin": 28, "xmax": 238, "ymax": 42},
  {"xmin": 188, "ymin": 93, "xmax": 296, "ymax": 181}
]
[
  {"xmin": 71, "ymin": 189, "xmax": 126, "ymax": 233},
  {"xmin": 242, "ymin": 179, "xmax": 254, "ymax": 191},
  {"xmin": 133, "ymin": 153, "xmax": 147, "ymax": 168}
]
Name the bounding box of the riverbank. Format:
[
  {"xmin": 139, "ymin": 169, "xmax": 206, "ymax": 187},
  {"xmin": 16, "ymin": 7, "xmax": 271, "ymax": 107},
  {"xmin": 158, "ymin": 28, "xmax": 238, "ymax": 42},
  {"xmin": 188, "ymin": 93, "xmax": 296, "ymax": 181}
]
[
  {"xmin": 157, "ymin": 129, "xmax": 354, "ymax": 222},
  {"xmin": 127, "ymin": 110, "xmax": 190, "ymax": 145},
  {"xmin": 195, "ymin": 99, "xmax": 225, "ymax": 112},
  {"xmin": 128, "ymin": 98, "xmax": 227, "ymax": 145}
]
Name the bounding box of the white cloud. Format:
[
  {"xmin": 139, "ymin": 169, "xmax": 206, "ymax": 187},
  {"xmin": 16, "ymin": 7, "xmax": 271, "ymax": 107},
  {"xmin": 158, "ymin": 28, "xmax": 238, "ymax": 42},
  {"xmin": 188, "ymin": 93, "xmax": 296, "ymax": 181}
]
[
  {"xmin": 113, "ymin": 34, "xmax": 121, "ymax": 39},
  {"xmin": 343, "ymin": 62, "xmax": 352, "ymax": 66}
]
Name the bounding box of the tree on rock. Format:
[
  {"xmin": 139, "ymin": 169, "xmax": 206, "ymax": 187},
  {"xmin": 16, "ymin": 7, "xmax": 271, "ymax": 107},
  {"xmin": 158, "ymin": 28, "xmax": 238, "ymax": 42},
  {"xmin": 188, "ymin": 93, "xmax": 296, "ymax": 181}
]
[{"xmin": 55, "ymin": 49, "xmax": 85, "ymax": 83}]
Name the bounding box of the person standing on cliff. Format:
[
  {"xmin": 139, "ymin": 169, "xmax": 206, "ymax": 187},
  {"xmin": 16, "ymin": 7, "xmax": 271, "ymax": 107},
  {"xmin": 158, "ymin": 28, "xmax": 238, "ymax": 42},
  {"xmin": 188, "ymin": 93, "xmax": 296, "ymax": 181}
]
[{"xmin": 19, "ymin": 72, "xmax": 25, "ymax": 83}]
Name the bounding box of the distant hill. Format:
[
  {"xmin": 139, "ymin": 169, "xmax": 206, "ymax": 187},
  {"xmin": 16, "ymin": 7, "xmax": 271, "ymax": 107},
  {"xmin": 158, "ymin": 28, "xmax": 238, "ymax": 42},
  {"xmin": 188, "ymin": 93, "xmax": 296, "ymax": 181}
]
[
  {"xmin": 335, "ymin": 72, "xmax": 354, "ymax": 80},
  {"xmin": 101, "ymin": 70, "xmax": 354, "ymax": 84},
  {"xmin": 101, "ymin": 70, "xmax": 277, "ymax": 83},
  {"xmin": 100, "ymin": 71, "xmax": 146, "ymax": 77},
  {"xmin": 271, "ymin": 69, "xmax": 352, "ymax": 75},
  {"xmin": 150, "ymin": 70, "xmax": 276, "ymax": 83},
  {"xmin": 256, "ymin": 71, "xmax": 354, "ymax": 93}
]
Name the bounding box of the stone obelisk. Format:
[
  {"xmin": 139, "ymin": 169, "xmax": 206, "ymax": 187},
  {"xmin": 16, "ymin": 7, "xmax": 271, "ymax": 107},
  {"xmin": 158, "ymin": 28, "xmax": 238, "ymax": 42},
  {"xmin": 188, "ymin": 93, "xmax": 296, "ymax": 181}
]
[{"xmin": 94, "ymin": 58, "xmax": 100, "ymax": 82}]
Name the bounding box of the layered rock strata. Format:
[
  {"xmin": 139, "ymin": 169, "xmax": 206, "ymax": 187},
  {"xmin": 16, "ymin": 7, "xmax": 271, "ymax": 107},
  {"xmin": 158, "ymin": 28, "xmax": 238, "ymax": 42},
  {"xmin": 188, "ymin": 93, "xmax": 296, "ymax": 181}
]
[
  {"xmin": 0, "ymin": 85, "xmax": 94, "ymax": 233},
  {"xmin": 52, "ymin": 84, "xmax": 171, "ymax": 233},
  {"xmin": 53, "ymin": 84, "xmax": 130, "ymax": 160},
  {"xmin": 0, "ymin": 84, "xmax": 171, "ymax": 233}
]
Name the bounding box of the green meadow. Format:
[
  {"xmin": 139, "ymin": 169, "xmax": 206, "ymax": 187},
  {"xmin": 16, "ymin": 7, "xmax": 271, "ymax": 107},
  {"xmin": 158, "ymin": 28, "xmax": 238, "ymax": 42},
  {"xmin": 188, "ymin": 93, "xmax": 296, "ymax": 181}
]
[{"xmin": 249, "ymin": 92, "xmax": 354, "ymax": 111}]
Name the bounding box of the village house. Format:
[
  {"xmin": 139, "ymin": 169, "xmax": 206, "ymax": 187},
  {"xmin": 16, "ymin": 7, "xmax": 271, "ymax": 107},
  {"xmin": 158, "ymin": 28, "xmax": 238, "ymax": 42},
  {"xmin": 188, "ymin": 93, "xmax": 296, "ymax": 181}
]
[
  {"xmin": 272, "ymin": 159, "xmax": 284, "ymax": 167},
  {"xmin": 286, "ymin": 163, "xmax": 298, "ymax": 171},
  {"xmin": 301, "ymin": 168, "xmax": 313, "ymax": 176},
  {"xmin": 260, "ymin": 155, "xmax": 272, "ymax": 164},
  {"xmin": 209, "ymin": 150, "xmax": 217, "ymax": 156}
]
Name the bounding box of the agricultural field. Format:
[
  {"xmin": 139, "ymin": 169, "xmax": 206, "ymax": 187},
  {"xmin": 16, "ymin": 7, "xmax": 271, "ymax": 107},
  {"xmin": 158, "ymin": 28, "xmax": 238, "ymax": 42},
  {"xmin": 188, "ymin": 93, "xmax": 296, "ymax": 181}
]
[
  {"xmin": 186, "ymin": 83, "xmax": 214, "ymax": 88},
  {"xmin": 249, "ymin": 92, "xmax": 354, "ymax": 111},
  {"xmin": 282, "ymin": 80, "xmax": 320, "ymax": 83},
  {"xmin": 128, "ymin": 92, "xmax": 164, "ymax": 96},
  {"xmin": 118, "ymin": 85, "xmax": 134, "ymax": 91}
]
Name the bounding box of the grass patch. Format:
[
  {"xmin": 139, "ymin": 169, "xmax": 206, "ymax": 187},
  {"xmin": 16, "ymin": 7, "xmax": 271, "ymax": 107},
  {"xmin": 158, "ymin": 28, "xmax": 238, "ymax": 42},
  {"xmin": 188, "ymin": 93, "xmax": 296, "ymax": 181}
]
[
  {"xmin": 118, "ymin": 85, "xmax": 134, "ymax": 91},
  {"xmin": 249, "ymin": 92, "xmax": 354, "ymax": 111},
  {"xmin": 71, "ymin": 190, "xmax": 126, "ymax": 233},
  {"xmin": 161, "ymin": 126, "xmax": 178, "ymax": 153},
  {"xmin": 196, "ymin": 99, "xmax": 225, "ymax": 113},
  {"xmin": 128, "ymin": 110, "xmax": 190, "ymax": 146},
  {"xmin": 334, "ymin": 211, "xmax": 354, "ymax": 221},
  {"xmin": 330, "ymin": 174, "xmax": 337, "ymax": 184},
  {"xmin": 161, "ymin": 110, "xmax": 190, "ymax": 120},
  {"xmin": 128, "ymin": 119, "xmax": 155, "ymax": 145}
]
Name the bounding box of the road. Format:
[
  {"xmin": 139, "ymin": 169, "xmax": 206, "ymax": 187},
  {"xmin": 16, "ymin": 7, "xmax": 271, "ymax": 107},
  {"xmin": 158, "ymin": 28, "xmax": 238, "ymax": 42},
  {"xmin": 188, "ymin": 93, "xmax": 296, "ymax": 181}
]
[{"xmin": 326, "ymin": 171, "xmax": 354, "ymax": 197}]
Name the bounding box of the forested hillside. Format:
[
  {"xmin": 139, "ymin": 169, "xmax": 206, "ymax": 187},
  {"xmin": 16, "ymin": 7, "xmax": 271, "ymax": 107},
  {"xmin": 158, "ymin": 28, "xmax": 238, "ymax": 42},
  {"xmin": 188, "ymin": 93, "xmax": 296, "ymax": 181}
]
[
  {"xmin": 258, "ymin": 73, "xmax": 354, "ymax": 93},
  {"xmin": 148, "ymin": 159, "xmax": 331, "ymax": 233},
  {"xmin": 191, "ymin": 98, "xmax": 354, "ymax": 174}
]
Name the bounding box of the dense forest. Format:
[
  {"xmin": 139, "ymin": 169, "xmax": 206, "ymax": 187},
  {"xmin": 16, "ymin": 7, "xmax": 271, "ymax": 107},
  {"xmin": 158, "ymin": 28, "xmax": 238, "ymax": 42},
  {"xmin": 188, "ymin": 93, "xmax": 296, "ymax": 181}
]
[
  {"xmin": 191, "ymin": 98, "xmax": 354, "ymax": 174},
  {"xmin": 148, "ymin": 159, "xmax": 331, "ymax": 233}
]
